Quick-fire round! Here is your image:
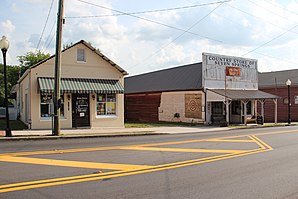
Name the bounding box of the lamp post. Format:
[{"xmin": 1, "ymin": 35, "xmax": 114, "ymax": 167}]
[
  {"xmin": 0, "ymin": 36, "xmax": 12, "ymax": 137},
  {"xmin": 286, "ymin": 79, "xmax": 291, "ymax": 125}
]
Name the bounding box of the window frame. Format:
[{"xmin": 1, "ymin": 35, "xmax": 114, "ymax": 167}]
[
  {"xmin": 96, "ymin": 93, "xmax": 117, "ymax": 117},
  {"xmin": 40, "ymin": 93, "xmax": 65, "ymax": 119},
  {"xmin": 76, "ymin": 48, "xmax": 86, "ymax": 63}
]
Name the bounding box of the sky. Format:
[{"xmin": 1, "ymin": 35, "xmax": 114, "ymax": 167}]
[{"xmin": 1, "ymin": 0, "xmax": 298, "ymax": 76}]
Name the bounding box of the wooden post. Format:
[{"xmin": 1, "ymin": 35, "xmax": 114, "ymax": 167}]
[{"xmin": 53, "ymin": 0, "xmax": 64, "ymax": 136}]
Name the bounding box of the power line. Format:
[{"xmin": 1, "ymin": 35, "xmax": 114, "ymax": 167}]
[
  {"xmin": 242, "ymin": 24, "xmax": 298, "ymax": 56},
  {"xmin": 261, "ymin": 0, "xmax": 298, "ymax": 17},
  {"xmin": 226, "ymin": 3, "xmax": 298, "ymax": 35},
  {"xmin": 75, "ymin": 0, "xmax": 224, "ymax": 43},
  {"xmin": 128, "ymin": 2, "xmax": 225, "ymax": 70},
  {"xmin": 253, "ymin": 51, "xmax": 298, "ymax": 67},
  {"xmin": 248, "ymin": 0, "xmax": 298, "ymax": 23},
  {"xmin": 66, "ymin": 0, "xmax": 231, "ymax": 18},
  {"xmin": 35, "ymin": 0, "xmax": 55, "ymax": 52},
  {"xmin": 41, "ymin": 21, "xmax": 56, "ymax": 53}
]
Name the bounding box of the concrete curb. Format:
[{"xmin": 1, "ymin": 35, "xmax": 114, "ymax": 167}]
[
  {"xmin": 0, "ymin": 131, "xmax": 165, "ymax": 141},
  {"xmin": 1, "ymin": 124, "xmax": 296, "ymax": 141}
]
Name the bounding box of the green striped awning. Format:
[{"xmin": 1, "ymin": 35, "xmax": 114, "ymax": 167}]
[{"xmin": 38, "ymin": 77, "xmax": 124, "ymax": 94}]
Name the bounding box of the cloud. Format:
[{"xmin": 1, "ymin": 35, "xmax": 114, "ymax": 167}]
[
  {"xmin": 1, "ymin": 20, "xmax": 16, "ymax": 36},
  {"xmin": 5, "ymin": 0, "xmax": 298, "ymax": 74}
]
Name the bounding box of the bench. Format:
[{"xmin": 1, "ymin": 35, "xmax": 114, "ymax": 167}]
[{"xmin": 246, "ymin": 116, "xmax": 256, "ymax": 124}]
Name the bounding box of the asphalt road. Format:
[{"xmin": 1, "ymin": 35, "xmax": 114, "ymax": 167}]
[{"xmin": 1, "ymin": 126, "xmax": 298, "ymax": 199}]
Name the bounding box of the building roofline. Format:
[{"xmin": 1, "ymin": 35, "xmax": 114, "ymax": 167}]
[
  {"xmin": 126, "ymin": 62, "xmax": 202, "ymax": 79},
  {"xmin": 19, "ymin": 40, "xmax": 128, "ymax": 82}
]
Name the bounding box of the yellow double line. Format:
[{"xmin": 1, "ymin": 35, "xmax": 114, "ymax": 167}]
[{"xmin": 0, "ymin": 134, "xmax": 272, "ymax": 193}]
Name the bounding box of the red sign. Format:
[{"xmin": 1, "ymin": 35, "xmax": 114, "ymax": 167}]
[{"xmin": 226, "ymin": 66, "xmax": 241, "ymax": 76}]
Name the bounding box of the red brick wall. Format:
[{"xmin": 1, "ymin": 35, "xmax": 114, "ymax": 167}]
[
  {"xmin": 259, "ymin": 86, "xmax": 298, "ymax": 123},
  {"xmin": 125, "ymin": 93, "xmax": 161, "ymax": 122}
]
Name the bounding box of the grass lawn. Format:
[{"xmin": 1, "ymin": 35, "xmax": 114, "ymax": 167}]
[
  {"xmin": 125, "ymin": 121, "xmax": 199, "ymax": 128},
  {"xmin": 0, "ymin": 119, "xmax": 28, "ymax": 130}
]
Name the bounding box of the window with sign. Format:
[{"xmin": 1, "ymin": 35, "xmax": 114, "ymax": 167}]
[
  {"xmin": 40, "ymin": 93, "xmax": 64, "ymax": 118},
  {"xmin": 96, "ymin": 94, "xmax": 116, "ymax": 116}
]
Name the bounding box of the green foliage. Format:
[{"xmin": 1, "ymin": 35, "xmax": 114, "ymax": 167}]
[
  {"xmin": 63, "ymin": 42, "xmax": 73, "ymax": 50},
  {"xmin": 17, "ymin": 50, "xmax": 50, "ymax": 75},
  {"xmin": 0, "ymin": 64, "xmax": 20, "ymax": 106},
  {"xmin": 0, "ymin": 51, "xmax": 50, "ymax": 107},
  {"xmin": 0, "ymin": 119, "xmax": 28, "ymax": 130}
]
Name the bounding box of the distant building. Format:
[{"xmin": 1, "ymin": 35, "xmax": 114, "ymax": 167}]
[
  {"xmin": 125, "ymin": 53, "xmax": 279, "ymax": 125},
  {"xmin": 16, "ymin": 40, "xmax": 127, "ymax": 129},
  {"xmin": 259, "ymin": 69, "xmax": 298, "ymax": 123}
]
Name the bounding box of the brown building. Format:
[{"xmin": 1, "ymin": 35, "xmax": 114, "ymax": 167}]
[
  {"xmin": 125, "ymin": 63, "xmax": 202, "ymax": 123},
  {"xmin": 125, "ymin": 53, "xmax": 280, "ymax": 125},
  {"xmin": 259, "ymin": 69, "xmax": 298, "ymax": 123}
]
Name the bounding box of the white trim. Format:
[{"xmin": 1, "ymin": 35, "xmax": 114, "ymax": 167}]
[
  {"xmin": 96, "ymin": 115, "xmax": 118, "ymax": 119},
  {"xmin": 40, "ymin": 116, "xmax": 66, "ymax": 121}
]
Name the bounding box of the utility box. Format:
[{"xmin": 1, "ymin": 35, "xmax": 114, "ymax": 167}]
[{"xmin": 257, "ymin": 116, "xmax": 263, "ymax": 125}]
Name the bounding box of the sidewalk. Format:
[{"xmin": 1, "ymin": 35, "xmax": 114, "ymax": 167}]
[{"xmin": 0, "ymin": 126, "xmax": 229, "ymax": 140}]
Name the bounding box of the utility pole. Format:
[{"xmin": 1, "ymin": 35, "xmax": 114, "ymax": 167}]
[{"xmin": 53, "ymin": 0, "xmax": 64, "ymax": 136}]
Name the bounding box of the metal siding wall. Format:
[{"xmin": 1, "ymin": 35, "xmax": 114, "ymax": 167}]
[{"xmin": 125, "ymin": 93, "xmax": 161, "ymax": 122}]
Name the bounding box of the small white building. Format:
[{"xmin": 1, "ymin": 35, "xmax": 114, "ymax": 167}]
[{"xmin": 16, "ymin": 40, "xmax": 127, "ymax": 129}]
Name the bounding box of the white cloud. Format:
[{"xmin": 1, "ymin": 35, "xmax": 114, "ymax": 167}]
[
  {"xmin": 4, "ymin": 0, "xmax": 298, "ymax": 74},
  {"xmin": 1, "ymin": 20, "xmax": 16, "ymax": 36}
]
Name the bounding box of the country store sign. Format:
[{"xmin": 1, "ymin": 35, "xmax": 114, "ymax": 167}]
[
  {"xmin": 202, "ymin": 52, "xmax": 258, "ymax": 90},
  {"xmin": 206, "ymin": 54, "xmax": 257, "ymax": 69}
]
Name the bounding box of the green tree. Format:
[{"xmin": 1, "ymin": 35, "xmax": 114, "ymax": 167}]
[
  {"xmin": 0, "ymin": 64, "xmax": 20, "ymax": 106},
  {"xmin": 17, "ymin": 50, "xmax": 50, "ymax": 75}
]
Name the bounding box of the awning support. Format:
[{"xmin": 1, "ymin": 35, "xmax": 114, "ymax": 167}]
[
  {"xmin": 273, "ymin": 99, "xmax": 278, "ymax": 124},
  {"xmin": 242, "ymin": 100, "xmax": 250, "ymax": 126},
  {"xmin": 258, "ymin": 99, "xmax": 265, "ymax": 124},
  {"xmin": 223, "ymin": 99, "xmax": 231, "ymax": 125}
]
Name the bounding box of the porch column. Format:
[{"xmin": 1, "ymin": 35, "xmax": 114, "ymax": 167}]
[
  {"xmin": 254, "ymin": 100, "xmax": 257, "ymax": 117},
  {"xmin": 224, "ymin": 100, "xmax": 231, "ymax": 125},
  {"xmin": 258, "ymin": 99, "xmax": 265, "ymax": 124},
  {"xmin": 273, "ymin": 99, "xmax": 278, "ymax": 124},
  {"xmin": 242, "ymin": 100, "xmax": 248, "ymax": 126}
]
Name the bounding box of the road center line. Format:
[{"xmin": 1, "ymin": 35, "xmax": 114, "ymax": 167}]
[
  {"xmin": 0, "ymin": 156, "xmax": 153, "ymax": 171},
  {"xmin": 120, "ymin": 146, "xmax": 247, "ymax": 154},
  {"xmin": 0, "ymin": 148, "xmax": 270, "ymax": 193}
]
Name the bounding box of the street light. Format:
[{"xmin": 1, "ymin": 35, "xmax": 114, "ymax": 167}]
[
  {"xmin": 286, "ymin": 79, "xmax": 291, "ymax": 125},
  {"xmin": 0, "ymin": 36, "xmax": 12, "ymax": 137}
]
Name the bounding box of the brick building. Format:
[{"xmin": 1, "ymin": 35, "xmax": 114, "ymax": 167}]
[{"xmin": 259, "ymin": 69, "xmax": 298, "ymax": 123}]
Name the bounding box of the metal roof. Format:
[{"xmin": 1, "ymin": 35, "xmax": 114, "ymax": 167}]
[
  {"xmin": 258, "ymin": 69, "xmax": 298, "ymax": 88},
  {"xmin": 38, "ymin": 77, "xmax": 124, "ymax": 94},
  {"xmin": 209, "ymin": 89, "xmax": 279, "ymax": 100},
  {"xmin": 125, "ymin": 63, "xmax": 202, "ymax": 94}
]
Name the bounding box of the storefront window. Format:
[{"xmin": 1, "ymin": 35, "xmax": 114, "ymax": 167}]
[
  {"xmin": 212, "ymin": 102, "xmax": 223, "ymax": 115},
  {"xmin": 97, "ymin": 94, "xmax": 116, "ymax": 116},
  {"xmin": 246, "ymin": 101, "xmax": 252, "ymax": 115},
  {"xmin": 232, "ymin": 101, "xmax": 241, "ymax": 115},
  {"xmin": 40, "ymin": 93, "xmax": 64, "ymax": 117}
]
